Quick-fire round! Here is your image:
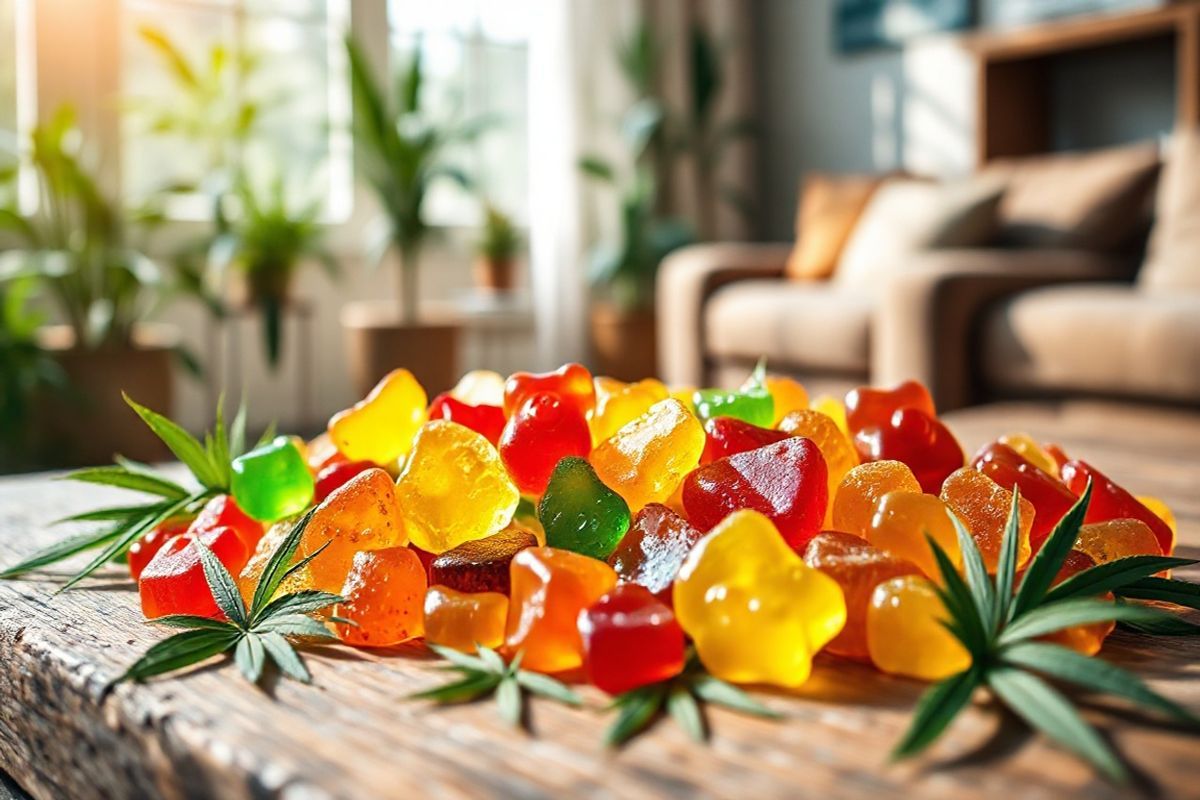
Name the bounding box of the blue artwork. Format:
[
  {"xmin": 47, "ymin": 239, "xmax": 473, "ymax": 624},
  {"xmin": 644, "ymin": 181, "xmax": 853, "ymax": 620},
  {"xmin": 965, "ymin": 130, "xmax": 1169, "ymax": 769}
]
[{"xmin": 836, "ymin": 0, "xmax": 973, "ymax": 53}]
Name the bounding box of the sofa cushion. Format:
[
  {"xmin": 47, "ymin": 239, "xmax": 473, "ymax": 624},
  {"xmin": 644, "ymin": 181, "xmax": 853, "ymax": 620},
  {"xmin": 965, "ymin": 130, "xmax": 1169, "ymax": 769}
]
[
  {"xmin": 784, "ymin": 173, "xmax": 883, "ymax": 282},
  {"xmin": 705, "ymin": 280, "xmax": 872, "ymax": 375},
  {"xmin": 1140, "ymin": 128, "xmax": 1200, "ymax": 292},
  {"xmin": 835, "ymin": 177, "xmax": 1004, "ymax": 290},
  {"xmin": 982, "ymin": 142, "xmax": 1160, "ymax": 250},
  {"xmin": 981, "ymin": 284, "xmax": 1200, "ymax": 403}
]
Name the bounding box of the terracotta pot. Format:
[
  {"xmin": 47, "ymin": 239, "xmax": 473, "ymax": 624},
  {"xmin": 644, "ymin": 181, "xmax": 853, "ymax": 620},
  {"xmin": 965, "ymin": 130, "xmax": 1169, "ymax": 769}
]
[
  {"xmin": 35, "ymin": 324, "xmax": 177, "ymax": 467},
  {"xmin": 589, "ymin": 302, "xmax": 658, "ymax": 381},
  {"xmin": 341, "ymin": 302, "xmax": 461, "ymax": 398},
  {"xmin": 473, "ymin": 257, "xmax": 516, "ymax": 293}
]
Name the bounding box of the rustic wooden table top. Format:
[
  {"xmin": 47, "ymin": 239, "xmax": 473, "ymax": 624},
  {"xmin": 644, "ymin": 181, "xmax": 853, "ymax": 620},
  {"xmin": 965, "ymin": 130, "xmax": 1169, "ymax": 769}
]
[{"xmin": 0, "ymin": 401, "xmax": 1197, "ymax": 800}]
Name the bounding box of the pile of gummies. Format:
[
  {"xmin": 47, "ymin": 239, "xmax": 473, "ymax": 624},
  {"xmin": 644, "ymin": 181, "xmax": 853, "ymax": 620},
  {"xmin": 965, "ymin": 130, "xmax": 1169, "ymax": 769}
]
[{"xmin": 128, "ymin": 364, "xmax": 1178, "ymax": 691}]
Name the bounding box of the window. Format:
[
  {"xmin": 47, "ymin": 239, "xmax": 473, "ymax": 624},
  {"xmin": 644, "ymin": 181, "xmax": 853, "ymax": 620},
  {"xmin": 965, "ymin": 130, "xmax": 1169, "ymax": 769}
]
[
  {"xmin": 0, "ymin": 0, "xmax": 33, "ymax": 210},
  {"xmin": 388, "ymin": 0, "xmax": 532, "ymax": 226},
  {"xmin": 121, "ymin": 0, "xmax": 352, "ymax": 220}
]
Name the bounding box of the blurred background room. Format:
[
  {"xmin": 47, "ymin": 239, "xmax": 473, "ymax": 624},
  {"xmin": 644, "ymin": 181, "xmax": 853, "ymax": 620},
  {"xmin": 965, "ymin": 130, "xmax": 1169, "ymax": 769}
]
[{"xmin": 0, "ymin": 0, "xmax": 1197, "ymax": 473}]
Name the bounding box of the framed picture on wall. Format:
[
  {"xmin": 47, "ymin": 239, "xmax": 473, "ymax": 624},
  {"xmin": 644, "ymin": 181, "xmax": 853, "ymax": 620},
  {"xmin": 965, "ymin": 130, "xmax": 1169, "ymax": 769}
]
[{"xmin": 836, "ymin": 0, "xmax": 973, "ymax": 53}]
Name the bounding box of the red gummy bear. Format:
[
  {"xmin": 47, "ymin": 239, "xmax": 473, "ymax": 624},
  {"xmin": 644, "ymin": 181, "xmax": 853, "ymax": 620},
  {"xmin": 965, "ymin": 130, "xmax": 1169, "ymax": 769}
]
[
  {"xmin": 139, "ymin": 527, "xmax": 251, "ymax": 620},
  {"xmin": 682, "ymin": 436, "xmax": 829, "ymax": 549},
  {"xmin": 428, "ymin": 392, "xmax": 506, "ymax": 445},
  {"xmin": 1061, "ymin": 460, "xmax": 1174, "ymax": 555},
  {"xmin": 127, "ymin": 517, "xmax": 192, "ymax": 581},
  {"xmin": 188, "ymin": 494, "xmax": 264, "ymax": 551},
  {"xmin": 844, "ymin": 380, "xmax": 936, "ymax": 435},
  {"xmin": 854, "ymin": 408, "xmax": 963, "ymax": 494},
  {"xmin": 607, "ymin": 503, "xmax": 704, "ymax": 600},
  {"xmin": 499, "ymin": 392, "xmax": 592, "ymax": 495},
  {"xmin": 700, "ymin": 416, "xmax": 790, "ymax": 465},
  {"xmin": 315, "ymin": 459, "xmax": 377, "ymax": 503},
  {"xmin": 578, "ymin": 584, "xmax": 686, "ymax": 695},
  {"xmin": 503, "ymin": 362, "xmax": 596, "ymax": 418},
  {"xmin": 972, "ymin": 442, "xmax": 1077, "ymax": 553}
]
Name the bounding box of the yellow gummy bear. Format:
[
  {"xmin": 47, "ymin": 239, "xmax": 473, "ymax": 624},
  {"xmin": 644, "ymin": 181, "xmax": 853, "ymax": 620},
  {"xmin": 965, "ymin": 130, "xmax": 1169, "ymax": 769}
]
[
  {"xmin": 238, "ymin": 518, "xmax": 317, "ymax": 605},
  {"xmin": 673, "ymin": 510, "xmax": 846, "ymax": 688},
  {"xmin": 778, "ymin": 408, "xmax": 859, "ymax": 526},
  {"xmin": 590, "ymin": 398, "xmax": 704, "ymax": 513},
  {"xmin": 867, "ymin": 575, "xmax": 971, "ymax": 681},
  {"xmin": 999, "ymin": 432, "xmax": 1059, "ymax": 477},
  {"xmin": 451, "ymin": 369, "xmax": 506, "ymax": 407},
  {"xmin": 588, "ymin": 377, "xmax": 669, "ymax": 445},
  {"xmin": 810, "ymin": 395, "xmax": 850, "ymax": 437},
  {"xmin": 328, "ymin": 368, "xmax": 427, "ymax": 465},
  {"xmin": 396, "ymin": 420, "xmax": 520, "ymax": 553},
  {"xmin": 1137, "ymin": 495, "xmax": 1177, "ymax": 541}
]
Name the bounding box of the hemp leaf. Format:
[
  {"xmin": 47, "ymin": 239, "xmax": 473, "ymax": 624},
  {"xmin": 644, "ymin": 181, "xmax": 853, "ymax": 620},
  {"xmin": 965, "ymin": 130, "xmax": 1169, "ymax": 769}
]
[
  {"xmin": 409, "ymin": 645, "xmax": 583, "ymax": 728},
  {"xmin": 120, "ymin": 508, "xmax": 341, "ymax": 686},
  {"xmin": 0, "ymin": 395, "xmax": 272, "ymax": 589},
  {"xmin": 893, "ymin": 482, "xmax": 1200, "ymax": 782},
  {"xmin": 604, "ymin": 648, "xmax": 782, "ymax": 747}
]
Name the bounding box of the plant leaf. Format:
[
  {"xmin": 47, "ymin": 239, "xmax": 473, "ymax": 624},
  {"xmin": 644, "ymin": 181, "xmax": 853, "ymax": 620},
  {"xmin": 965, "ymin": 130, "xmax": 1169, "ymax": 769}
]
[
  {"xmin": 514, "ymin": 670, "xmax": 583, "ymax": 707},
  {"xmin": 475, "ymin": 643, "xmax": 507, "ymax": 674},
  {"xmin": 993, "ymin": 487, "xmax": 1023, "ymax": 623},
  {"xmin": 229, "ymin": 399, "xmax": 248, "ymax": 458},
  {"xmin": 235, "ymin": 633, "xmax": 265, "ymax": 683},
  {"xmin": 988, "ymin": 666, "xmax": 1127, "ymax": 782},
  {"xmin": 1012, "ymin": 481, "xmax": 1093, "ymax": 618},
  {"xmin": 891, "ymin": 667, "xmax": 980, "ymax": 759},
  {"xmin": 1118, "ymin": 615, "xmax": 1200, "ymax": 636},
  {"xmin": 121, "ymin": 628, "xmax": 241, "ymax": 682},
  {"xmin": 249, "ymin": 508, "xmax": 316, "ymax": 621},
  {"xmin": 1043, "ymin": 557, "xmax": 1197, "ymax": 604},
  {"xmin": 259, "ymin": 631, "xmax": 312, "ymax": 683},
  {"xmin": 409, "ymin": 673, "xmax": 500, "ymax": 704},
  {"xmin": 427, "ymin": 644, "xmax": 491, "ymax": 673},
  {"xmin": 255, "ymin": 590, "xmax": 342, "ymax": 621},
  {"xmin": 605, "ymin": 686, "xmax": 666, "ymax": 747},
  {"xmin": 54, "ymin": 503, "xmax": 171, "ymax": 524},
  {"xmin": 194, "ymin": 538, "xmax": 247, "ymax": 628},
  {"xmin": 254, "ymin": 614, "xmax": 337, "ymax": 640},
  {"xmin": 999, "ymin": 598, "xmax": 1173, "ymax": 645},
  {"xmin": 1114, "ymin": 577, "xmax": 1200, "ymax": 611},
  {"xmin": 668, "ymin": 686, "xmax": 706, "ymax": 742},
  {"xmin": 124, "ymin": 394, "xmax": 223, "ymax": 489},
  {"xmin": 948, "ymin": 509, "xmax": 995, "ymax": 634},
  {"xmin": 0, "ymin": 527, "xmax": 123, "ymax": 578},
  {"xmin": 496, "ymin": 676, "xmax": 522, "ymax": 726},
  {"xmin": 1001, "ymin": 641, "xmax": 1200, "ymax": 726},
  {"xmin": 690, "ymin": 675, "xmax": 782, "ymax": 719},
  {"xmin": 147, "ymin": 614, "xmax": 239, "ymax": 632},
  {"xmin": 926, "ymin": 533, "xmax": 989, "ymax": 656},
  {"xmin": 61, "ymin": 466, "xmax": 188, "ymax": 500}
]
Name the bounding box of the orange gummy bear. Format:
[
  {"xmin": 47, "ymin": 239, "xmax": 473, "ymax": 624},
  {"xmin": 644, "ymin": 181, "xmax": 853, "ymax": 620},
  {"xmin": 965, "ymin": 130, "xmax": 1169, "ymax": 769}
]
[
  {"xmin": 940, "ymin": 467, "xmax": 1034, "ymax": 573},
  {"xmin": 1075, "ymin": 518, "xmax": 1163, "ymax": 564},
  {"xmin": 424, "ymin": 585, "xmax": 509, "ymax": 652},
  {"xmin": 334, "ymin": 547, "xmax": 427, "ymax": 647},
  {"xmin": 831, "ymin": 460, "xmax": 921, "ymax": 538}
]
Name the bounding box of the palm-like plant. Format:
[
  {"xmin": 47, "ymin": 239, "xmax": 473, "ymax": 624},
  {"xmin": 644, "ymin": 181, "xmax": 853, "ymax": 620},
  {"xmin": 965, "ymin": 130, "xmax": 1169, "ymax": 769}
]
[{"xmin": 344, "ymin": 35, "xmax": 488, "ymax": 323}]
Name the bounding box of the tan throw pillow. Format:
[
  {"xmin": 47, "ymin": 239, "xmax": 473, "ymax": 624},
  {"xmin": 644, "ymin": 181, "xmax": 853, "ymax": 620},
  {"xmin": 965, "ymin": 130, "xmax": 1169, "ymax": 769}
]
[
  {"xmin": 834, "ymin": 176, "xmax": 1005, "ymax": 289},
  {"xmin": 983, "ymin": 142, "xmax": 1160, "ymax": 250},
  {"xmin": 1140, "ymin": 128, "xmax": 1200, "ymax": 292},
  {"xmin": 784, "ymin": 174, "xmax": 882, "ymax": 282}
]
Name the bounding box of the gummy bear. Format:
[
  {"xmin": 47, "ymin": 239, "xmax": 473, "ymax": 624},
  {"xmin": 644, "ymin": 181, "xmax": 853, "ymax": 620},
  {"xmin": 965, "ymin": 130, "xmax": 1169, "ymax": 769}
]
[
  {"xmin": 1138, "ymin": 496, "xmax": 1177, "ymax": 542},
  {"xmin": 588, "ymin": 377, "xmax": 669, "ymax": 445},
  {"xmin": 673, "ymin": 510, "xmax": 845, "ymax": 687},
  {"xmin": 428, "ymin": 392, "xmax": 506, "ymax": 445},
  {"xmin": 188, "ymin": 494, "xmax": 264, "ymax": 552},
  {"xmin": 505, "ymin": 547, "xmax": 618, "ymax": 672},
  {"xmin": 231, "ymin": 436, "xmax": 315, "ymax": 523},
  {"xmin": 578, "ymin": 584, "xmax": 686, "ymax": 694},
  {"xmin": 692, "ymin": 383, "xmax": 774, "ymax": 428},
  {"xmin": 844, "ymin": 379, "xmax": 935, "ymax": 435},
  {"xmin": 941, "ymin": 467, "xmax": 1034, "ymax": 573},
  {"xmin": 1031, "ymin": 549, "xmax": 1114, "ymax": 656},
  {"xmin": 998, "ymin": 432, "xmax": 1059, "ymax": 477},
  {"xmin": 607, "ymin": 503, "xmax": 704, "ymax": 601},
  {"xmin": 831, "ymin": 460, "xmax": 920, "ymax": 538},
  {"xmin": 866, "ymin": 575, "xmax": 970, "ymax": 680},
  {"xmin": 328, "ymin": 368, "xmax": 427, "ymax": 465},
  {"xmin": 1061, "ymin": 460, "xmax": 1174, "ymax": 555},
  {"xmin": 682, "ymin": 436, "xmax": 828, "ymax": 550},
  {"xmin": 590, "ymin": 399, "xmax": 705, "ymax": 512},
  {"xmin": 699, "ymin": 416, "xmax": 789, "ymax": 465},
  {"xmin": 237, "ymin": 517, "xmax": 317, "ymax": 605},
  {"xmin": 867, "ymin": 491, "xmax": 963, "ymax": 581},
  {"xmin": 396, "ymin": 421, "xmax": 520, "ymax": 554},
  {"xmin": 128, "ymin": 516, "xmax": 192, "ymax": 581},
  {"xmin": 758, "ymin": 375, "xmax": 808, "ymax": 426},
  {"xmin": 300, "ymin": 467, "xmax": 407, "ymax": 593},
  {"xmin": 854, "ymin": 408, "xmax": 964, "ymax": 494},
  {"xmin": 429, "ymin": 524, "xmax": 539, "ymax": 595},
  {"xmin": 972, "ymin": 442, "xmax": 1076, "ymax": 553},
  {"xmin": 1075, "ymin": 519, "xmax": 1163, "ymax": 564},
  {"xmin": 504, "ymin": 362, "xmax": 596, "ymax": 418},
  {"xmin": 424, "ymin": 585, "xmax": 509, "ymax": 652},
  {"xmin": 538, "ymin": 457, "xmax": 631, "ymax": 560},
  {"xmin": 803, "ymin": 531, "xmax": 920, "ymax": 660},
  {"xmin": 305, "ymin": 431, "xmax": 342, "ymax": 473},
  {"xmin": 314, "ymin": 459, "xmax": 376, "ymax": 503},
  {"xmin": 334, "ymin": 547, "xmax": 427, "ymax": 647},
  {"xmin": 451, "ymin": 369, "xmax": 506, "ymax": 407},
  {"xmin": 140, "ymin": 527, "xmax": 251, "ymax": 620},
  {"xmin": 810, "ymin": 395, "xmax": 850, "ymax": 436},
  {"xmin": 498, "ymin": 392, "xmax": 591, "ymax": 496},
  {"xmin": 778, "ymin": 408, "xmax": 860, "ymax": 524}
]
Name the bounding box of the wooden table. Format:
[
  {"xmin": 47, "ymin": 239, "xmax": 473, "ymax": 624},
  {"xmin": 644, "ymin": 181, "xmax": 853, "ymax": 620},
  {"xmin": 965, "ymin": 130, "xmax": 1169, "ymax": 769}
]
[{"xmin": 1, "ymin": 401, "xmax": 1198, "ymax": 799}]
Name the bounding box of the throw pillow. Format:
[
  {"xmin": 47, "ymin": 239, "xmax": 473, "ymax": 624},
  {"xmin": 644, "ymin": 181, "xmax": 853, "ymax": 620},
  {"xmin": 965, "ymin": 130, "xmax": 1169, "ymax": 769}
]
[
  {"xmin": 784, "ymin": 173, "xmax": 883, "ymax": 282},
  {"xmin": 1139, "ymin": 127, "xmax": 1200, "ymax": 292}
]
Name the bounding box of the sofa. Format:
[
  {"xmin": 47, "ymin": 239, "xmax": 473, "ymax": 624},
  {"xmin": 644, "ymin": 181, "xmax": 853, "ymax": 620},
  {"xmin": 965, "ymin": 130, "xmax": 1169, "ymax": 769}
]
[{"xmin": 658, "ymin": 136, "xmax": 1199, "ymax": 414}]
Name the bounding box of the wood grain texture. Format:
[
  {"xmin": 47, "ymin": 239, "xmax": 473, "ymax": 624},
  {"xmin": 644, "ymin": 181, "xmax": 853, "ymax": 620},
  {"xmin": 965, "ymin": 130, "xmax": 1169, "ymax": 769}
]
[{"xmin": 0, "ymin": 403, "xmax": 1198, "ymax": 800}]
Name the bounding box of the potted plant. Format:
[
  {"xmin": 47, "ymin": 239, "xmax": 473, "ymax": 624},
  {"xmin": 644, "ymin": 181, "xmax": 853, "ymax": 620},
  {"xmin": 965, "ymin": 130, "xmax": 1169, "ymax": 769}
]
[
  {"xmin": 0, "ymin": 278, "xmax": 68, "ymax": 472},
  {"xmin": 474, "ymin": 203, "xmax": 520, "ymax": 292},
  {"xmin": 342, "ymin": 35, "xmax": 490, "ymax": 396},
  {"xmin": 209, "ymin": 172, "xmax": 337, "ymax": 368},
  {"xmin": 0, "ymin": 107, "xmax": 193, "ymax": 465}
]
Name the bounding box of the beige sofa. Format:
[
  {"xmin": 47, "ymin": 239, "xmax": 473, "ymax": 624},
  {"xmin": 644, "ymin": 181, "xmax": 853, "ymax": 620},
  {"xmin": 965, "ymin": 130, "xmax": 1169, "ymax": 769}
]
[{"xmin": 657, "ymin": 139, "xmax": 1199, "ymax": 413}]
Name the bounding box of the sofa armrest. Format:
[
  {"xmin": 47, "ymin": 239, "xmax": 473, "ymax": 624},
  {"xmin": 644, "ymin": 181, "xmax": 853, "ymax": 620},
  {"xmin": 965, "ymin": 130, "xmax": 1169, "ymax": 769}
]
[
  {"xmin": 657, "ymin": 243, "xmax": 792, "ymax": 386},
  {"xmin": 872, "ymin": 248, "xmax": 1131, "ymax": 412}
]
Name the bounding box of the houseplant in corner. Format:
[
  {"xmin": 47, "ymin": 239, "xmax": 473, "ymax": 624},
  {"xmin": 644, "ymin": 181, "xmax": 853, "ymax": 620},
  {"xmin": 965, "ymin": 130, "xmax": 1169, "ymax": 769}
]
[
  {"xmin": 343, "ymin": 35, "xmax": 489, "ymax": 396},
  {"xmin": 0, "ymin": 106, "xmax": 192, "ymax": 465},
  {"xmin": 474, "ymin": 203, "xmax": 520, "ymax": 293}
]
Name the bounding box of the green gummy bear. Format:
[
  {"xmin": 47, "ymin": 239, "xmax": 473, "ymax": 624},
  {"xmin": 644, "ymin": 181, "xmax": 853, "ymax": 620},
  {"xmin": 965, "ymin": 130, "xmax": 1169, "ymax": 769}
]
[
  {"xmin": 231, "ymin": 436, "xmax": 315, "ymax": 522},
  {"xmin": 538, "ymin": 456, "xmax": 631, "ymax": 560},
  {"xmin": 692, "ymin": 386, "xmax": 774, "ymax": 428}
]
